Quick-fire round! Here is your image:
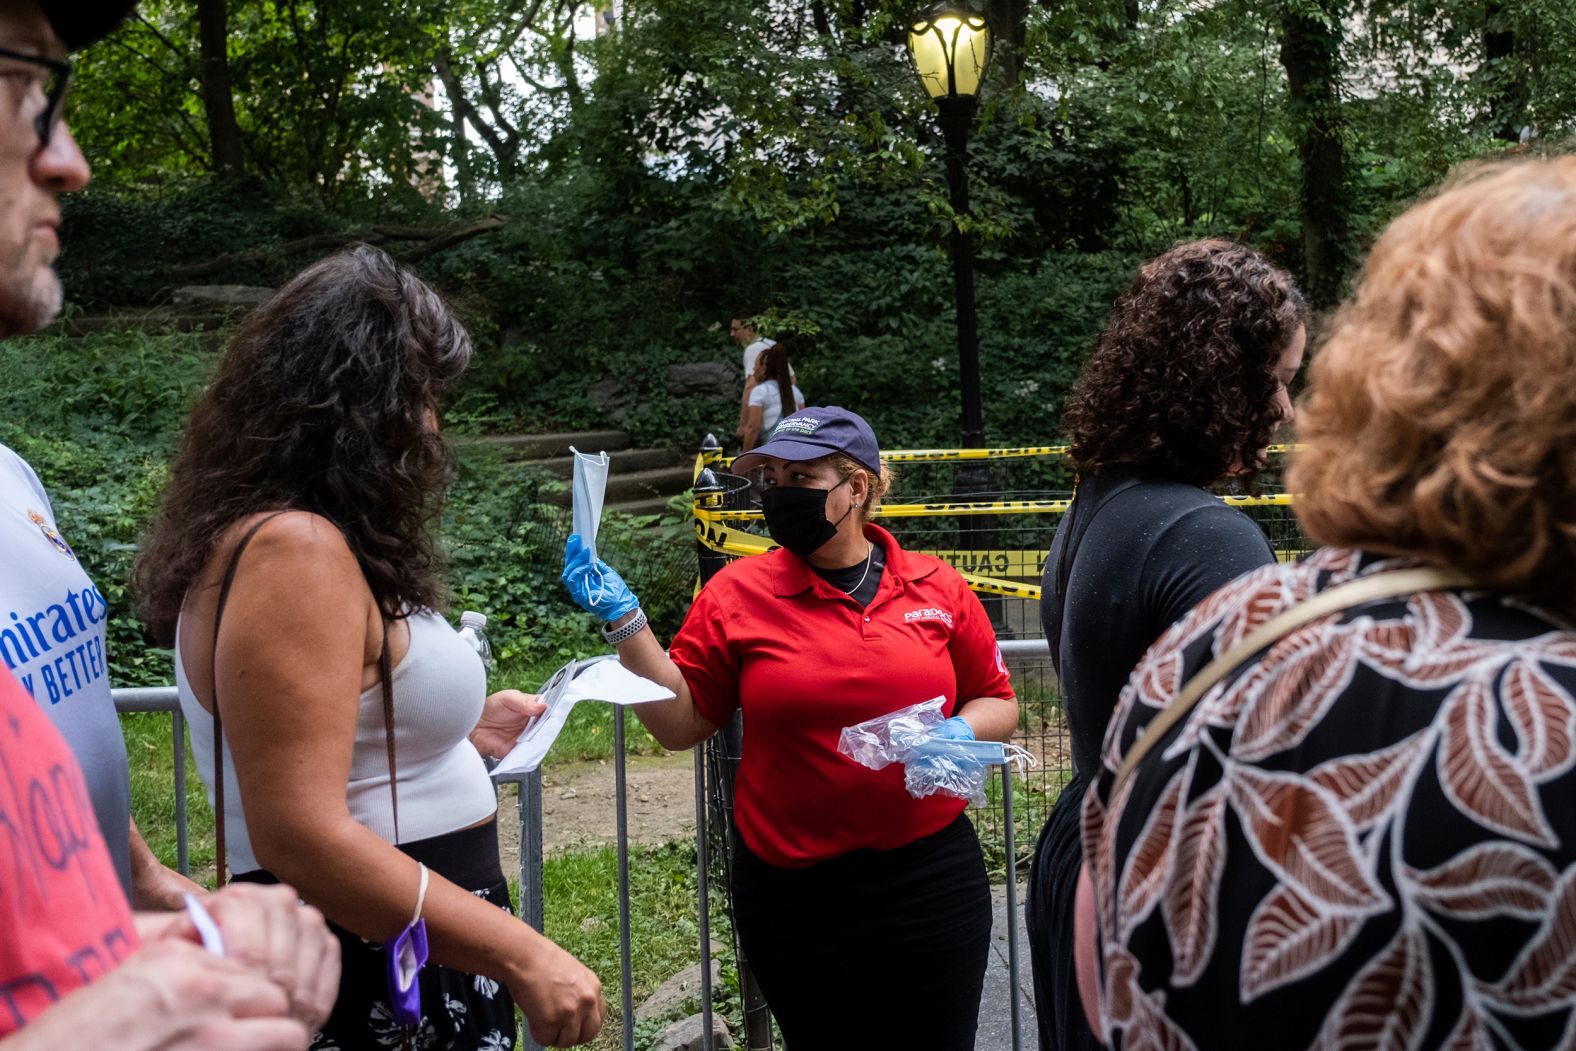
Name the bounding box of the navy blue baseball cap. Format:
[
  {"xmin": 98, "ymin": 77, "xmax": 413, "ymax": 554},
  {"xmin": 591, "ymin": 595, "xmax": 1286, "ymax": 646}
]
[
  {"xmin": 733, "ymin": 406, "xmax": 882, "ymax": 475},
  {"xmin": 43, "ymin": 1, "xmax": 138, "ymax": 49}
]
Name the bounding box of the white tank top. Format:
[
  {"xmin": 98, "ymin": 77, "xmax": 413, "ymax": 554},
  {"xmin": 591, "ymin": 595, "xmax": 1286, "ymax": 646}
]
[{"xmin": 177, "ymin": 609, "xmax": 498, "ymax": 875}]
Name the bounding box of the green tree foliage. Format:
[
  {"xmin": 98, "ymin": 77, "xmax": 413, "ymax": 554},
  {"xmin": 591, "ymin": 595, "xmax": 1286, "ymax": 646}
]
[{"xmin": 56, "ymin": 0, "xmax": 1576, "ymax": 454}]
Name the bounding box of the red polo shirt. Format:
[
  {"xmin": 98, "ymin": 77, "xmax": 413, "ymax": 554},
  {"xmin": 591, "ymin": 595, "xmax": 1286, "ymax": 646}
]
[{"xmin": 670, "ymin": 524, "xmax": 1014, "ymax": 868}]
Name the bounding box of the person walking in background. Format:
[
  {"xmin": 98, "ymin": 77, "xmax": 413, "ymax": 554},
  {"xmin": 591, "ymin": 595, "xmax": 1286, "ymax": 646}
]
[
  {"xmin": 730, "ymin": 310, "xmax": 776, "ymax": 380},
  {"xmin": 1027, "ymin": 239, "xmax": 1307, "ymax": 1051},
  {"xmin": 1083, "ymin": 157, "xmax": 1576, "ymax": 1049},
  {"xmin": 740, "ymin": 340, "xmax": 806, "ymax": 450},
  {"xmin": 563, "ymin": 407, "xmax": 1016, "ymax": 1050},
  {"xmin": 132, "ymin": 247, "xmax": 604, "ymax": 1049},
  {"xmin": 730, "ymin": 310, "xmax": 790, "ymax": 448},
  {"xmin": 0, "ymin": 3, "xmax": 339, "ymax": 1048}
]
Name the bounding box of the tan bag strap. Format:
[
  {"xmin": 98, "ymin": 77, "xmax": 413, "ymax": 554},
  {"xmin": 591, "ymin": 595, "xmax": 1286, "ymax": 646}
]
[{"xmin": 1110, "ymin": 566, "xmax": 1474, "ymax": 798}]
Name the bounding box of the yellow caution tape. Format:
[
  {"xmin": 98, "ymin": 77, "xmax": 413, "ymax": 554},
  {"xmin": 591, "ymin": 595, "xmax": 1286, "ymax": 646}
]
[
  {"xmin": 691, "ymin": 526, "xmax": 1310, "ymax": 600},
  {"xmin": 880, "ymin": 446, "xmax": 1072, "ymax": 463},
  {"xmin": 958, "ymin": 574, "xmax": 1044, "ymax": 600},
  {"xmin": 693, "ymin": 493, "xmax": 1295, "ymax": 523},
  {"xmin": 698, "ymin": 443, "xmax": 1302, "ymax": 470},
  {"xmin": 922, "ymin": 550, "xmax": 1049, "ymax": 578},
  {"xmin": 1222, "ymin": 493, "xmax": 1296, "ymax": 507}
]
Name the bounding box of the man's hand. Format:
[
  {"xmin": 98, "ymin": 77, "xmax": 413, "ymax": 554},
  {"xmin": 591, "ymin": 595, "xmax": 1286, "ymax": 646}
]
[
  {"xmin": 163, "ymin": 883, "xmax": 340, "ymax": 1032},
  {"xmin": 510, "ymin": 938, "xmax": 606, "ymax": 1047},
  {"xmin": 131, "ymin": 860, "xmax": 206, "ymax": 912},
  {"xmin": 2, "ymin": 939, "xmax": 309, "ymax": 1051},
  {"xmin": 471, "ymin": 690, "xmax": 546, "ymax": 759},
  {"xmin": 129, "ymin": 820, "xmax": 205, "ymax": 911}
]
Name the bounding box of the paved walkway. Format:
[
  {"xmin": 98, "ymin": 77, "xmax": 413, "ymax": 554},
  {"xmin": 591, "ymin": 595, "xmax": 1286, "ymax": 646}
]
[{"xmin": 979, "ymin": 881, "xmax": 1038, "ymax": 1050}]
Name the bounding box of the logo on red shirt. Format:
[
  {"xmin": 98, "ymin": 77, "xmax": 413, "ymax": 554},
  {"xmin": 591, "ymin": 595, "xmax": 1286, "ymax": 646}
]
[{"xmin": 903, "ymin": 607, "xmax": 954, "ymax": 626}]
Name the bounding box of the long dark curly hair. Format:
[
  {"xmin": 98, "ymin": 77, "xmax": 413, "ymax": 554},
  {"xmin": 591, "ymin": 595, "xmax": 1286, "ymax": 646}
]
[
  {"xmin": 134, "ymin": 245, "xmax": 473, "ymax": 643},
  {"xmin": 1064, "ymin": 239, "xmax": 1307, "ymax": 487}
]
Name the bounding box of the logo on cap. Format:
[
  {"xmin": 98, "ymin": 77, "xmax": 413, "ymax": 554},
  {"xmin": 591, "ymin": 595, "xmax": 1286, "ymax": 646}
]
[{"xmin": 774, "ymin": 417, "xmax": 820, "ymax": 436}]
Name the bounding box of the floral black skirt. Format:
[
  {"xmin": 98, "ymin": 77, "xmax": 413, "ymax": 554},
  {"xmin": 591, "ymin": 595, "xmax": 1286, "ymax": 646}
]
[{"xmin": 237, "ymin": 819, "xmax": 517, "ymax": 1051}]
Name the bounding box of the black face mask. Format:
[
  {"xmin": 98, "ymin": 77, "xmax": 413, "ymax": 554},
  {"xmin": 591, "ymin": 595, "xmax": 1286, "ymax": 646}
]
[{"xmin": 761, "ymin": 477, "xmax": 855, "ymax": 558}]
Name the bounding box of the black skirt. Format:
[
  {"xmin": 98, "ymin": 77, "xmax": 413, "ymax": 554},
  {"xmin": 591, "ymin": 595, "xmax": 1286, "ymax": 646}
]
[
  {"xmin": 235, "ymin": 818, "xmax": 517, "ymax": 1051},
  {"xmin": 730, "ymin": 813, "xmax": 993, "ymax": 1051}
]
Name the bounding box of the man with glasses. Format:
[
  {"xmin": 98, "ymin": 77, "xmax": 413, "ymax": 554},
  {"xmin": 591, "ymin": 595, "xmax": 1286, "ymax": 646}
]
[{"xmin": 0, "ymin": 5, "xmax": 337, "ymax": 1049}]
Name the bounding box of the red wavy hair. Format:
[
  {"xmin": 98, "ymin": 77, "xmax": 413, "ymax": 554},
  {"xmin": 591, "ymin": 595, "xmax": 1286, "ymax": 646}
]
[{"xmin": 1290, "ymin": 156, "xmax": 1576, "ymax": 618}]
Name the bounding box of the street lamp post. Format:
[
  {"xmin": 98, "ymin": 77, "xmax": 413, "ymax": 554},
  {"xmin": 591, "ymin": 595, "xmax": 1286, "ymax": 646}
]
[{"xmin": 909, "ymin": 5, "xmax": 992, "ymax": 484}]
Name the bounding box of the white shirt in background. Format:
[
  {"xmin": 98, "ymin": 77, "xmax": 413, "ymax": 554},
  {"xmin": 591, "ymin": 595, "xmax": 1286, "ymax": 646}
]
[{"xmin": 749, "ymin": 380, "xmax": 807, "ymax": 436}]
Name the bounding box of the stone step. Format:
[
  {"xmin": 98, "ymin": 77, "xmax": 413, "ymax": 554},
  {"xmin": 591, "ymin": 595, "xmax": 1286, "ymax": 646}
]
[
  {"xmin": 458, "ymin": 430, "xmax": 631, "ymax": 460},
  {"xmin": 538, "ymin": 465, "xmax": 694, "ymax": 506},
  {"xmin": 606, "ymin": 465, "xmax": 696, "ymax": 502},
  {"xmin": 54, "ymin": 308, "xmax": 238, "ymax": 337},
  {"xmin": 523, "ymin": 447, "xmax": 683, "ymax": 479},
  {"xmin": 605, "ymin": 495, "xmax": 680, "ymax": 518}
]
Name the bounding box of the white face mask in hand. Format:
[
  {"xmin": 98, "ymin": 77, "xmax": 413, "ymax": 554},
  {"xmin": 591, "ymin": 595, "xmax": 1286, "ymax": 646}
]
[
  {"xmin": 570, "ymin": 447, "xmax": 611, "ymax": 600},
  {"xmin": 570, "ymin": 447, "xmax": 609, "ymax": 556}
]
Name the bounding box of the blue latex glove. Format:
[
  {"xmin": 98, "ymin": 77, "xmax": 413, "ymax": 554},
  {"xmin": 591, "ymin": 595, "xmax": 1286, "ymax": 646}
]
[
  {"xmin": 909, "ymin": 716, "xmax": 1004, "ymax": 763},
  {"xmin": 931, "ymin": 716, "xmax": 976, "ymax": 742},
  {"xmin": 561, "ymin": 534, "xmax": 640, "ymax": 622},
  {"xmin": 903, "ymin": 717, "xmax": 999, "ymax": 804}
]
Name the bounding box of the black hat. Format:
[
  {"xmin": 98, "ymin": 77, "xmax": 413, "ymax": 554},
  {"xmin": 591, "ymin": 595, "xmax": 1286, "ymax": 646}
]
[{"xmin": 40, "ymin": 1, "xmax": 138, "ymax": 50}]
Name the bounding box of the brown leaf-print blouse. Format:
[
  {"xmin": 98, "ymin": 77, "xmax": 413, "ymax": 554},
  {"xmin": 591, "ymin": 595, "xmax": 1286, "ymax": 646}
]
[{"xmin": 1083, "ymin": 547, "xmax": 1576, "ymax": 1050}]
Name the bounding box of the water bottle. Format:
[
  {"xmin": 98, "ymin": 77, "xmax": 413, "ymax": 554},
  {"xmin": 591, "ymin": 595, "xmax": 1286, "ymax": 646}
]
[{"xmin": 457, "ymin": 611, "xmax": 495, "ymax": 672}]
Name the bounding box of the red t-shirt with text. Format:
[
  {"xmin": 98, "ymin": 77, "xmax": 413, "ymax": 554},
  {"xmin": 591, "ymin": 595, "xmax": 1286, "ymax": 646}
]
[
  {"xmin": 0, "ymin": 668, "xmax": 138, "ymax": 1034},
  {"xmin": 671, "ymin": 525, "xmax": 1014, "ymax": 867}
]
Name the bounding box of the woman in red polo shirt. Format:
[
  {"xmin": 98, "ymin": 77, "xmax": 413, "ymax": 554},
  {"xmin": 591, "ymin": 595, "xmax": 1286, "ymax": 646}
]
[{"xmin": 563, "ymin": 406, "xmax": 1017, "ymax": 1049}]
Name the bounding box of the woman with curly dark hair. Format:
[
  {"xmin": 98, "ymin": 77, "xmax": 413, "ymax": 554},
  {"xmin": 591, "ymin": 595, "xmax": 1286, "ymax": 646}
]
[
  {"xmin": 133, "ymin": 246, "xmax": 604, "ymax": 1050},
  {"xmin": 1026, "ymin": 239, "xmax": 1306, "ymax": 1051}
]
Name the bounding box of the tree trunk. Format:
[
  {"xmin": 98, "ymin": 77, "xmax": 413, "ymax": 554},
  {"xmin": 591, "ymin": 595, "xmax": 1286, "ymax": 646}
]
[
  {"xmin": 1483, "ymin": 0, "xmax": 1526, "ymax": 143},
  {"xmin": 197, "ymin": 0, "xmax": 246, "ymax": 178},
  {"xmin": 451, "ymin": 87, "xmax": 474, "ymax": 206},
  {"xmin": 1279, "ymin": 0, "xmax": 1349, "ymax": 311},
  {"xmin": 985, "ymin": 0, "xmax": 1030, "ymax": 87}
]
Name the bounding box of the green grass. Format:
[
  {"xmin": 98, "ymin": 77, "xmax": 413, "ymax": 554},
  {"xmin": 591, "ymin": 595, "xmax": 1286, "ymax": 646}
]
[
  {"xmin": 124, "ymin": 711, "xmax": 216, "ymax": 880},
  {"xmin": 541, "ymin": 841, "xmax": 742, "ymax": 1049}
]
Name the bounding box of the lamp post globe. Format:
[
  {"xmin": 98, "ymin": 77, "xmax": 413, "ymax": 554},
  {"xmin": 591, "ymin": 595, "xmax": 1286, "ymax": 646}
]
[
  {"xmin": 908, "ymin": 3, "xmax": 991, "ymax": 469},
  {"xmin": 907, "ymin": 4, "xmax": 992, "ymax": 102}
]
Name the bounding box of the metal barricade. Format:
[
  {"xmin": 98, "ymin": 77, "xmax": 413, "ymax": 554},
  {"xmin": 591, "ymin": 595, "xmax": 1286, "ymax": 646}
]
[
  {"xmin": 112, "ymin": 686, "xmax": 191, "ymax": 876},
  {"xmin": 114, "ymin": 687, "xmax": 720, "ymax": 1051},
  {"xmin": 107, "ymin": 435, "xmax": 1310, "ymax": 1050}
]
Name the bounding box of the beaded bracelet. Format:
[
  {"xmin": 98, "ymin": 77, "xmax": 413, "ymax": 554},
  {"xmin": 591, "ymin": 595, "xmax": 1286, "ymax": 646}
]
[{"xmin": 601, "ymin": 608, "xmax": 648, "ymax": 646}]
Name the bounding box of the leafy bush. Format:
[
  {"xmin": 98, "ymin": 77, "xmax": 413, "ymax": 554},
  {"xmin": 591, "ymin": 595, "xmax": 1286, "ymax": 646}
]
[{"xmin": 1, "ymin": 327, "xmax": 696, "ymax": 689}]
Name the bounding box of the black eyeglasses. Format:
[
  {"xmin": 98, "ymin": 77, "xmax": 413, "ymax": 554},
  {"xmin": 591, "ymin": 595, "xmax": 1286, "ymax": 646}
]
[{"xmin": 0, "ymin": 46, "xmax": 72, "ymax": 150}]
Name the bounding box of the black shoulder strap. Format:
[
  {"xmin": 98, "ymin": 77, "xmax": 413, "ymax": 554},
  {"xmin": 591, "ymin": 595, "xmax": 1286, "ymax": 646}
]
[{"xmin": 210, "ymin": 512, "xmax": 287, "ymax": 886}]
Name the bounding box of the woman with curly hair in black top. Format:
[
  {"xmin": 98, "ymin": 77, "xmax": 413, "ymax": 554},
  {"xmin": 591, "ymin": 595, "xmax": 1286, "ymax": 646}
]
[{"xmin": 1027, "ymin": 239, "xmax": 1306, "ymax": 1051}]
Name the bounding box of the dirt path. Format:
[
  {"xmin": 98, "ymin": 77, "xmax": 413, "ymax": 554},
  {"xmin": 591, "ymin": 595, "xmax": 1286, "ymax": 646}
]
[
  {"xmin": 497, "ymin": 752, "xmax": 698, "ymax": 870},
  {"xmin": 495, "ymin": 713, "xmax": 1072, "ymax": 872}
]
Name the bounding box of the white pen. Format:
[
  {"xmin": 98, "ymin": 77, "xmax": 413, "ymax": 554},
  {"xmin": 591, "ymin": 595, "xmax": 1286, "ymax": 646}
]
[{"xmin": 184, "ymin": 892, "xmax": 226, "ymax": 957}]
